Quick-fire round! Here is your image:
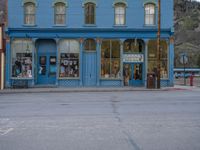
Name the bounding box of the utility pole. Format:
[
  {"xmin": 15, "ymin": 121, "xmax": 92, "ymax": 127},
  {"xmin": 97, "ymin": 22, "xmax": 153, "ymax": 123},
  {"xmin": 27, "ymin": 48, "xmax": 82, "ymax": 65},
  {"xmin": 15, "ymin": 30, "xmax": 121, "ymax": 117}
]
[{"xmin": 157, "ymin": 0, "xmax": 161, "ymax": 89}]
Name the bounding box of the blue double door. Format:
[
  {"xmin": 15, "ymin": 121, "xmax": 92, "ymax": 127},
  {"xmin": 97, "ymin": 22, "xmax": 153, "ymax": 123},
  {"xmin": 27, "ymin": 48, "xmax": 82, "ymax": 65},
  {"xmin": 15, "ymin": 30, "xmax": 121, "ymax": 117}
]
[
  {"xmin": 123, "ymin": 63, "xmax": 143, "ymax": 86},
  {"xmin": 83, "ymin": 52, "xmax": 97, "ymax": 86},
  {"xmin": 37, "ymin": 40, "xmax": 57, "ymax": 85}
]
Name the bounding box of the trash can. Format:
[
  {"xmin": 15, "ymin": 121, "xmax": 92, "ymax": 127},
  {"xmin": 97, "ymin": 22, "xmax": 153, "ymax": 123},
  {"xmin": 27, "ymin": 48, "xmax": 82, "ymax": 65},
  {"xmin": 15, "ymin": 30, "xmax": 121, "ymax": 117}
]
[{"xmin": 147, "ymin": 73, "xmax": 156, "ymax": 89}]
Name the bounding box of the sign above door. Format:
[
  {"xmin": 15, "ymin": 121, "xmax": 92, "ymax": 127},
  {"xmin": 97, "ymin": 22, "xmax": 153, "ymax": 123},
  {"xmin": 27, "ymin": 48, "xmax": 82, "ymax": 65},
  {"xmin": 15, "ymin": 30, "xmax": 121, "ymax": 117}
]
[{"xmin": 123, "ymin": 54, "xmax": 144, "ymax": 63}]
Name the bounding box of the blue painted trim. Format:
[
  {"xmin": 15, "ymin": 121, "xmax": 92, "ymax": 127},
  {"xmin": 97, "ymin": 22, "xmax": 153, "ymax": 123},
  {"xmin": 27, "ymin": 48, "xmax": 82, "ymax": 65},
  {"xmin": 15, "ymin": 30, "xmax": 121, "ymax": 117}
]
[
  {"xmin": 52, "ymin": 0, "xmax": 68, "ymax": 7},
  {"xmin": 96, "ymin": 41, "xmax": 100, "ymax": 86},
  {"xmin": 79, "ymin": 41, "xmax": 83, "ymax": 86},
  {"xmin": 5, "ymin": 41, "xmax": 11, "ymax": 87},
  {"xmin": 169, "ymin": 41, "xmax": 174, "ymax": 86},
  {"xmin": 21, "ymin": 0, "xmax": 38, "ymax": 6},
  {"xmin": 31, "ymin": 40, "xmax": 35, "ymax": 86},
  {"xmin": 113, "ymin": 0, "xmax": 128, "ymax": 7},
  {"xmin": 56, "ymin": 39, "xmax": 59, "ymax": 86}
]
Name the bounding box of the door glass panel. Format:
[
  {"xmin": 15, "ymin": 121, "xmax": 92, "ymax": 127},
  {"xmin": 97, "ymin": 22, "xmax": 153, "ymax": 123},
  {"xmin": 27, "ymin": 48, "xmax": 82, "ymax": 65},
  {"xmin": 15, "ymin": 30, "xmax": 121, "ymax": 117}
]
[
  {"xmin": 49, "ymin": 56, "xmax": 56, "ymax": 76},
  {"xmin": 39, "ymin": 56, "xmax": 46, "ymax": 75},
  {"xmin": 134, "ymin": 64, "xmax": 142, "ymax": 80},
  {"xmin": 123, "ymin": 64, "xmax": 131, "ymax": 86}
]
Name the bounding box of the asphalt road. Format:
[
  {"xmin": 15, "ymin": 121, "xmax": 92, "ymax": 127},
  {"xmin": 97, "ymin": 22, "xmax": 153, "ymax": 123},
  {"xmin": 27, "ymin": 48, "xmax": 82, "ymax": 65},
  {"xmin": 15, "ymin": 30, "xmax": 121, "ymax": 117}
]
[{"xmin": 0, "ymin": 89, "xmax": 200, "ymax": 150}]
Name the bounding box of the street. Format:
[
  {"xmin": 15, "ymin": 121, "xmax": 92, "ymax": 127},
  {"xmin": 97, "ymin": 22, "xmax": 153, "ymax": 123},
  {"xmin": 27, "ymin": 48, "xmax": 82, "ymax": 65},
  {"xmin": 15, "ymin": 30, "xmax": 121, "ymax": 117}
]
[{"xmin": 0, "ymin": 89, "xmax": 200, "ymax": 150}]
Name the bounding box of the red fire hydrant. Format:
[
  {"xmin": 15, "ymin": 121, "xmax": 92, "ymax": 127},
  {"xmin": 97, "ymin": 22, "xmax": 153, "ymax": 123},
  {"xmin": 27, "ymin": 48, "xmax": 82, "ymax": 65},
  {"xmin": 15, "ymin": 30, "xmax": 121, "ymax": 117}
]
[{"xmin": 190, "ymin": 73, "xmax": 194, "ymax": 86}]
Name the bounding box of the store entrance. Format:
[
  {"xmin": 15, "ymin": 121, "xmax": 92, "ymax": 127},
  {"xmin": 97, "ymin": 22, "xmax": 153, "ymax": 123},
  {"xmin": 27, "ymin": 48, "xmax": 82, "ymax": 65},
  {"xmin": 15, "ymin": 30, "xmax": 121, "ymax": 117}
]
[
  {"xmin": 37, "ymin": 40, "xmax": 57, "ymax": 85},
  {"xmin": 123, "ymin": 63, "xmax": 143, "ymax": 86},
  {"xmin": 83, "ymin": 52, "xmax": 97, "ymax": 86}
]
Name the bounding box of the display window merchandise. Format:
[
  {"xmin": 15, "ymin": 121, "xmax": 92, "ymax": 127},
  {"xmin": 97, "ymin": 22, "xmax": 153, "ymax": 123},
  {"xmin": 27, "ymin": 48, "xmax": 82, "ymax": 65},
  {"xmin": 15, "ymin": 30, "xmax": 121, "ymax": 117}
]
[
  {"xmin": 11, "ymin": 39, "xmax": 33, "ymax": 78},
  {"xmin": 59, "ymin": 40, "xmax": 80, "ymax": 78}
]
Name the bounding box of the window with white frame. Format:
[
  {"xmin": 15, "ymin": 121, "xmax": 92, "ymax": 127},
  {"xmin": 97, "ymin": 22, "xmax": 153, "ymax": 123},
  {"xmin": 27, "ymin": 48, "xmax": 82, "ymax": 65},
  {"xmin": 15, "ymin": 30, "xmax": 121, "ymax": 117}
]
[
  {"xmin": 114, "ymin": 3, "xmax": 126, "ymax": 25},
  {"xmin": 144, "ymin": 3, "xmax": 155, "ymax": 25},
  {"xmin": 54, "ymin": 2, "xmax": 66, "ymax": 25},
  {"xmin": 24, "ymin": 2, "xmax": 36, "ymax": 25}
]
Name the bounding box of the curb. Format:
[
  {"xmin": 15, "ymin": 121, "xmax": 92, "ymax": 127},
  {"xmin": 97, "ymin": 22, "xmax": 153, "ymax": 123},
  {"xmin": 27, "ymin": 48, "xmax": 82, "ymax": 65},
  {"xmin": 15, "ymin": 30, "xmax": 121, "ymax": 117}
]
[{"xmin": 0, "ymin": 87, "xmax": 190, "ymax": 94}]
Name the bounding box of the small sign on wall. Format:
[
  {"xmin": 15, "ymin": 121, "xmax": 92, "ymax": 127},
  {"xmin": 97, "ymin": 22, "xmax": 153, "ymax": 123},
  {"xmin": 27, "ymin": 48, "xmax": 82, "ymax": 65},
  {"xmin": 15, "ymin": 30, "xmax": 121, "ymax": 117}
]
[{"xmin": 123, "ymin": 54, "xmax": 144, "ymax": 63}]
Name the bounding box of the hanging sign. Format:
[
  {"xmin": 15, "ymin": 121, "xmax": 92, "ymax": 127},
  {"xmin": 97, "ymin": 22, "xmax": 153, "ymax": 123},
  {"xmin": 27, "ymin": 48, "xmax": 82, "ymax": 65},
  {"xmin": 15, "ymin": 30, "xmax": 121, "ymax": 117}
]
[{"xmin": 123, "ymin": 54, "xmax": 144, "ymax": 63}]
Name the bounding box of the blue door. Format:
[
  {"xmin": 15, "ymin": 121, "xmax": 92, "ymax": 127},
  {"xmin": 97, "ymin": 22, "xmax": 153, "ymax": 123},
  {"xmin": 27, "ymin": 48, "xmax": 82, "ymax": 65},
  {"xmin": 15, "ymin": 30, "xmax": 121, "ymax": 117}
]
[
  {"xmin": 123, "ymin": 63, "xmax": 143, "ymax": 86},
  {"xmin": 37, "ymin": 40, "xmax": 56, "ymax": 85},
  {"xmin": 83, "ymin": 52, "xmax": 97, "ymax": 86}
]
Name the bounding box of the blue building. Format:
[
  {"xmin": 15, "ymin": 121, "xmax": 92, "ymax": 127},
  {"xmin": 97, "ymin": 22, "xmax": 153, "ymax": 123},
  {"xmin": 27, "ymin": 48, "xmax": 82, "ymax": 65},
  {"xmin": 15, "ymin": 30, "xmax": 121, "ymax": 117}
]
[{"xmin": 6, "ymin": 0, "xmax": 174, "ymax": 87}]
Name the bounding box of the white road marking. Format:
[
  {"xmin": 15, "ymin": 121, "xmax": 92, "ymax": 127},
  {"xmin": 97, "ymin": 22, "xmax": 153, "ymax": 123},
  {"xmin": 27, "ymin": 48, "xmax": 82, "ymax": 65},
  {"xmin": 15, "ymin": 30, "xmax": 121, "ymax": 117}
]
[{"xmin": 0, "ymin": 128, "xmax": 14, "ymax": 136}]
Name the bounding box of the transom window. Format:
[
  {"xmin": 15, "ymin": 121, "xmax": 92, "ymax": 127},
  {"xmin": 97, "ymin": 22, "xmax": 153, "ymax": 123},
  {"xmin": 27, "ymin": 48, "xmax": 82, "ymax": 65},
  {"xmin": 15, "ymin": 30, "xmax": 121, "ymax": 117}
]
[
  {"xmin": 115, "ymin": 3, "xmax": 126, "ymax": 25},
  {"xmin": 84, "ymin": 2, "xmax": 96, "ymax": 24},
  {"xmin": 145, "ymin": 3, "xmax": 155, "ymax": 25},
  {"xmin": 84, "ymin": 39, "xmax": 96, "ymax": 51},
  {"xmin": 54, "ymin": 2, "xmax": 66, "ymax": 25},
  {"xmin": 24, "ymin": 2, "xmax": 36, "ymax": 25}
]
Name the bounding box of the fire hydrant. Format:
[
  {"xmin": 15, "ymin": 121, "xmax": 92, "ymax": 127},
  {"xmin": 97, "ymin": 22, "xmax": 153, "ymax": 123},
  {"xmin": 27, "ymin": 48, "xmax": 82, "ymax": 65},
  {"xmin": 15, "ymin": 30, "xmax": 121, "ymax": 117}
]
[{"xmin": 190, "ymin": 74, "xmax": 194, "ymax": 86}]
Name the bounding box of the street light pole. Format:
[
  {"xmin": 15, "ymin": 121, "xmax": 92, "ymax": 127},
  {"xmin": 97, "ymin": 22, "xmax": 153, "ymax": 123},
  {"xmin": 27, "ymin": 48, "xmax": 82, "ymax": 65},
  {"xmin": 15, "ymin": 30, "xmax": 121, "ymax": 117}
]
[{"xmin": 157, "ymin": 0, "xmax": 161, "ymax": 89}]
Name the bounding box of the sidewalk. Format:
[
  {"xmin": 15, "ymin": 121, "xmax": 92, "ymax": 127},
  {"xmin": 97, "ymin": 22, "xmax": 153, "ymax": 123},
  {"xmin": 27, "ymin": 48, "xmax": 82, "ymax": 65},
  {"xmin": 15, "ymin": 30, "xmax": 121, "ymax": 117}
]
[{"xmin": 0, "ymin": 85, "xmax": 199, "ymax": 94}]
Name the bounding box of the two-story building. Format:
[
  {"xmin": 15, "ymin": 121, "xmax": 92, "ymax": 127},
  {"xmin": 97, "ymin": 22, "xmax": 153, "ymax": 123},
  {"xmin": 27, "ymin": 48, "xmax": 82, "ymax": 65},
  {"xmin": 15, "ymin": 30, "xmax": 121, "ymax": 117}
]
[{"xmin": 6, "ymin": 0, "xmax": 174, "ymax": 88}]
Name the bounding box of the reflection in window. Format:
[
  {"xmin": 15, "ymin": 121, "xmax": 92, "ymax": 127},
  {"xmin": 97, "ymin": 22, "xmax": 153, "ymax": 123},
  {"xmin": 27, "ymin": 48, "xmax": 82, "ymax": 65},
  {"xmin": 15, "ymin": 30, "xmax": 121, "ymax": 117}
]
[
  {"xmin": 11, "ymin": 39, "xmax": 33, "ymax": 78},
  {"xmin": 115, "ymin": 3, "xmax": 126, "ymax": 25},
  {"xmin": 59, "ymin": 40, "xmax": 79, "ymax": 78},
  {"xmin": 101, "ymin": 40, "xmax": 121, "ymax": 78},
  {"xmin": 148, "ymin": 40, "xmax": 168, "ymax": 78},
  {"xmin": 84, "ymin": 39, "xmax": 96, "ymax": 51},
  {"xmin": 24, "ymin": 2, "xmax": 36, "ymax": 25},
  {"xmin": 145, "ymin": 3, "xmax": 155, "ymax": 25},
  {"xmin": 84, "ymin": 3, "xmax": 95, "ymax": 24},
  {"xmin": 55, "ymin": 2, "xmax": 66, "ymax": 25},
  {"xmin": 124, "ymin": 39, "xmax": 144, "ymax": 53}
]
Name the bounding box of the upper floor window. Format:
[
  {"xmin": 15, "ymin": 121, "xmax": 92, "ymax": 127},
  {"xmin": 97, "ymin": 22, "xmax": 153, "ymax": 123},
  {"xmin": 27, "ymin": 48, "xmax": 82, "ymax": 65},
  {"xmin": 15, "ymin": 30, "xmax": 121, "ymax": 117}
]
[
  {"xmin": 84, "ymin": 3, "xmax": 96, "ymax": 25},
  {"xmin": 24, "ymin": 2, "xmax": 36, "ymax": 25},
  {"xmin": 114, "ymin": 3, "xmax": 126, "ymax": 25},
  {"xmin": 145, "ymin": 3, "xmax": 155, "ymax": 25},
  {"xmin": 54, "ymin": 2, "xmax": 66, "ymax": 25}
]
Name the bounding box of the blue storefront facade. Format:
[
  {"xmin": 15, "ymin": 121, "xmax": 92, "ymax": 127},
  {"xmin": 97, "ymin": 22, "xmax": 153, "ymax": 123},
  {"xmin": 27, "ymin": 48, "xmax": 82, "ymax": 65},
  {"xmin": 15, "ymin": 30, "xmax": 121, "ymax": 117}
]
[{"xmin": 6, "ymin": 0, "xmax": 174, "ymax": 88}]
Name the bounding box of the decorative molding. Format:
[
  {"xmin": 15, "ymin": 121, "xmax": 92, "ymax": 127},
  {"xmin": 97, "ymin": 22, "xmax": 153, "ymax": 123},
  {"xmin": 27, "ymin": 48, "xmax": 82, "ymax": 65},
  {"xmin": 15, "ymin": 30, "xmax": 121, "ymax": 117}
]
[
  {"xmin": 82, "ymin": 0, "xmax": 97, "ymax": 7},
  {"xmin": 113, "ymin": 0, "xmax": 127, "ymax": 7},
  {"xmin": 143, "ymin": 0, "xmax": 157, "ymax": 6},
  {"xmin": 52, "ymin": 0, "xmax": 68, "ymax": 7},
  {"xmin": 21, "ymin": 0, "xmax": 38, "ymax": 6}
]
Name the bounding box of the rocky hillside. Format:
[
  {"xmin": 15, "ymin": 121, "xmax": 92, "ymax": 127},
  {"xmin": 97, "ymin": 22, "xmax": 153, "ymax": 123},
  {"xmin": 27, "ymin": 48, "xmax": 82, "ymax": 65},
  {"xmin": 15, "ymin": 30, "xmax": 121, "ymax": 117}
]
[
  {"xmin": 0, "ymin": 0, "xmax": 6, "ymax": 24},
  {"xmin": 174, "ymin": 0, "xmax": 200, "ymax": 68}
]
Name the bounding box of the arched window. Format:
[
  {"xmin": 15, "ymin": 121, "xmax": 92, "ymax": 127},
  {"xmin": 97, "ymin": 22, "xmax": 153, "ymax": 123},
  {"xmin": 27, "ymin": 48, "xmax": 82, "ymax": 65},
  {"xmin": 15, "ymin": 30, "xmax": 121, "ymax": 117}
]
[
  {"xmin": 115, "ymin": 3, "xmax": 126, "ymax": 25},
  {"xmin": 124, "ymin": 39, "xmax": 144, "ymax": 53},
  {"xmin": 144, "ymin": 3, "xmax": 155, "ymax": 25},
  {"xmin": 24, "ymin": 2, "xmax": 36, "ymax": 25},
  {"xmin": 84, "ymin": 3, "xmax": 96, "ymax": 24},
  {"xmin": 54, "ymin": 2, "xmax": 66, "ymax": 25},
  {"xmin": 84, "ymin": 39, "xmax": 96, "ymax": 51}
]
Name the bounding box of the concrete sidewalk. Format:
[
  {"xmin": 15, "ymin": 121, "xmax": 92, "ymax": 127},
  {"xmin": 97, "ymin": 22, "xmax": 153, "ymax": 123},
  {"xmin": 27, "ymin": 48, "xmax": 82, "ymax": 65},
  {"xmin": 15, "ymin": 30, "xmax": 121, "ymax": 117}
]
[{"xmin": 0, "ymin": 85, "xmax": 198, "ymax": 94}]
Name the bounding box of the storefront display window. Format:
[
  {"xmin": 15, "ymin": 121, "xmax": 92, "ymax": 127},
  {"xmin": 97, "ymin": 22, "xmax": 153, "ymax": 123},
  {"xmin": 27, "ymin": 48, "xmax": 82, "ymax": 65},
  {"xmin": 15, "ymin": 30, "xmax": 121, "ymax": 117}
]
[
  {"xmin": 101, "ymin": 40, "xmax": 120, "ymax": 78},
  {"xmin": 11, "ymin": 39, "xmax": 33, "ymax": 78},
  {"xmin": 59, "ymin": 40, "xmax": 79, "ymax": 78},
  {"xmin": 148, "ymin": 40, "xmax": 168, "ymax": 79}
]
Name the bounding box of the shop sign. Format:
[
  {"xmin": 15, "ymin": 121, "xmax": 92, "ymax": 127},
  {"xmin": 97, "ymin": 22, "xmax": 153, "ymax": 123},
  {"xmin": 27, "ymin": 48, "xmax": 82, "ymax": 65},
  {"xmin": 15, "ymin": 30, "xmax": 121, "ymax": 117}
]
[
  {"xmin": 123, "ymin": 54, "xmax": 144, "ymax": 63},
  {"xmin": 0, "ymin": 26, "xmax": 2, "ymax": 51}
]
